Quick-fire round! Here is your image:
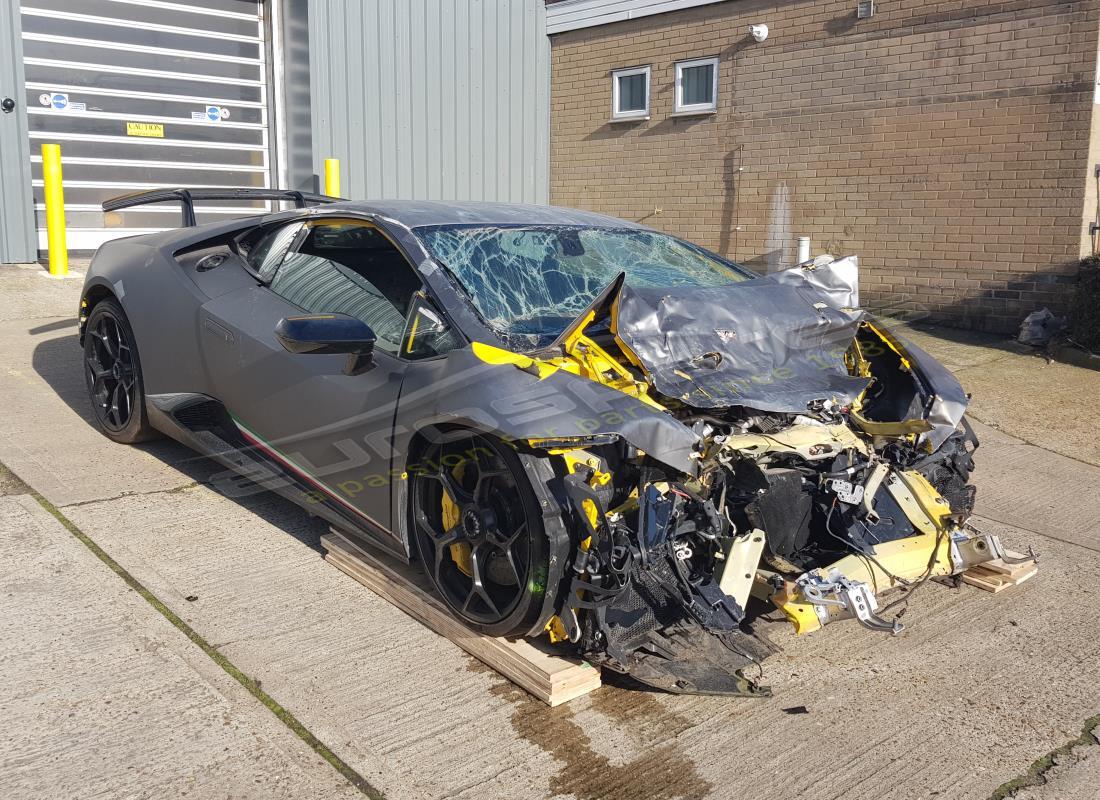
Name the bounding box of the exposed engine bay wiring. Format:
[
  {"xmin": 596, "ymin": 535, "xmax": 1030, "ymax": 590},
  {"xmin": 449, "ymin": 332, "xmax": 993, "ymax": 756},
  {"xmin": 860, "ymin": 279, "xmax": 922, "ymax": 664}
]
[{"xmin": 489, "ymin": 260, "xmax": 1031, "ymax": 696}]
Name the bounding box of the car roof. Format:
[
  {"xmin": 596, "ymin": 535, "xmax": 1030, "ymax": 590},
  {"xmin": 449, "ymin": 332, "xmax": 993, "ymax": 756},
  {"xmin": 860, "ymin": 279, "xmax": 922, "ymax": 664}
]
[
  {"xmin": 107, "ymin": 200, "xmax": 653, "ymax": 255},
  {"xmin": 320, "ymin": 200, "xmax": 650, "ymax": 230}
]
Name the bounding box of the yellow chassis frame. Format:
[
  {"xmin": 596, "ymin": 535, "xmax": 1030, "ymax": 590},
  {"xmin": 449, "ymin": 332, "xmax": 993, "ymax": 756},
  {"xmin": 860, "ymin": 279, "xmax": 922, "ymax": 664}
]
[{"xmin": 763, "ymin": 469, "xmax": 958, "ymax": 634}]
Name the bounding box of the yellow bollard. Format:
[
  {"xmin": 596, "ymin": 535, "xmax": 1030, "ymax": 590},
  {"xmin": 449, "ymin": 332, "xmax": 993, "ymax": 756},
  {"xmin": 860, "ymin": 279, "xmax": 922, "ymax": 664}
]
[
  {"xmin": 41, "ymin": 143, "xmax": 68, "ymax": 277},
  {"xmin": 324, "ymin": 157, "xmax": 341, "ymax": 197}
]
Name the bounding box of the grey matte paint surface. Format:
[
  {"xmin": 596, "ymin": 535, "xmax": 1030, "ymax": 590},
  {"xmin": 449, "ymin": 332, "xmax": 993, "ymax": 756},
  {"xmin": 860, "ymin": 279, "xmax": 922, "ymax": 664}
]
[
  {"xmin": 0, "ymin": 0, "xmax": 35, "ymax": 263},
  {"xmin": 80, "ymin": 201, "xmax": 701, "ymax": 552},
  {"xmin": 883, "ymin": 328, "xmax": 971, "ymax": 450},
  {"xmin": 305, "ymin": 0, "xmax": 550, "ymax": 203},
  {"xmin": 614, "ymin": 258, "xmax": 969, "ymax": 448}
]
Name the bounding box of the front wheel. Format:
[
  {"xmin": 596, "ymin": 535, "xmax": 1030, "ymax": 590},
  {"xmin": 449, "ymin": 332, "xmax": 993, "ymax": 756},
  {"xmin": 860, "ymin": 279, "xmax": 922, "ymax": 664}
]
[
  {"xmin": 410, "ymin": 432, "xmax": 550, "ymax": 637},
  {"xmin": 82, "ymin": 298, "xmax": 158, "ymax": 444}
]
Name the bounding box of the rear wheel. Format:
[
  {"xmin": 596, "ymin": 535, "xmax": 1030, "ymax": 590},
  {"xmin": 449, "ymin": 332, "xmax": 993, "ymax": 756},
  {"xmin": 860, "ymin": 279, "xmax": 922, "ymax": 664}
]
[
  {"xmin": 410, "ymin": 432, "xmax": 549, "ymax": 637},
  {"xmin": 83, "ymin": 299, "xmax": 158, "ymax": 444}
]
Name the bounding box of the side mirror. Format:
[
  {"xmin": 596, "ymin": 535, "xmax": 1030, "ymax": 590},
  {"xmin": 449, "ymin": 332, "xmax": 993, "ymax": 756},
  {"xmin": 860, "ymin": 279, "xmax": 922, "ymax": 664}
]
[{"xmin": 275, "ymin": 314, "xmax": 376, "ymax": 375}]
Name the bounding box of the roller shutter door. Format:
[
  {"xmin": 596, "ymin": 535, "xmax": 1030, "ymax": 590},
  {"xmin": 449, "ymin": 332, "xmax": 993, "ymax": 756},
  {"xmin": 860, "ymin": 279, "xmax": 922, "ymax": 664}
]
[{"xmin": 20, "ymin": 0, "xmax": 272, "ymax": 250}]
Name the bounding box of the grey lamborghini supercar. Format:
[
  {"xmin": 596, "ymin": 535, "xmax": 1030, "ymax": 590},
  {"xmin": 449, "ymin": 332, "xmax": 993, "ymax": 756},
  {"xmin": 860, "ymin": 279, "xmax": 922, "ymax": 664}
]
[{"xmin": 79, "ymin": 188, "xmax": 1028, "ymax": 695}]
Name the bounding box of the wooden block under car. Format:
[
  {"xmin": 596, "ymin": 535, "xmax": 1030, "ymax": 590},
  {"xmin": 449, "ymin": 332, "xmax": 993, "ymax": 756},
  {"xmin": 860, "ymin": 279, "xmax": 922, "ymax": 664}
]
[
  {"xmin": 961, "ymin": 551, "xmax": 1039, "ymax": 593},
  {"xmin": 321, "ymin": 530, "xmax": 601, "ymax": 706}
]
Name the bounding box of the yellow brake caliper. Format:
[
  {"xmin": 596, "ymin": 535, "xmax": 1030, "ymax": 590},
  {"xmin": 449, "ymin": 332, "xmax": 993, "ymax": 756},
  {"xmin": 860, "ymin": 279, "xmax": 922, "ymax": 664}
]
[{"xmin": 441, "ymin": 462, "xmax": 473, "ymax": 577}]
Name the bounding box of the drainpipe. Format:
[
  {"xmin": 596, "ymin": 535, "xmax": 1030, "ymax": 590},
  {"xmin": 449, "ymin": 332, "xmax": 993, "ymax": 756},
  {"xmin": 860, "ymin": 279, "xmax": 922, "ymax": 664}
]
[{"xmin": 797, "ymin": 236, "xmax": 811, "ymax": 265}]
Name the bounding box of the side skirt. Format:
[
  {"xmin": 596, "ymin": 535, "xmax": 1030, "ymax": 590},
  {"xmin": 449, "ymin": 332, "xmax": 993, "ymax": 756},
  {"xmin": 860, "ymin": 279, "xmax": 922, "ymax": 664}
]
[{"xmin": 146, "ymin": 393, "xmax": 409, "ymax": 562}]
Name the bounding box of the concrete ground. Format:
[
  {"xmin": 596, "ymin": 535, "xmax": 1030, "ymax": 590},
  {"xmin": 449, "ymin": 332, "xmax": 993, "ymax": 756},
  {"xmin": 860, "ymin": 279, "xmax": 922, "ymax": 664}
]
[
  {"xmin": 894, "ymin": 321, "xmax": 1100, "ymax": 468},
  {"xmin": 1012, "ymin": 735, "xmax": 1100, "ymax": 800},
  {"xmin": 1, "ymin": 260, "xmax": 1098, "ymax": 799}
]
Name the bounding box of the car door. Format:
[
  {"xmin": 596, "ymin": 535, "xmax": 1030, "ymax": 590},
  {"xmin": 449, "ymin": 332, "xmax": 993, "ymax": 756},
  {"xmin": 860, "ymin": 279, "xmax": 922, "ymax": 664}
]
[{"xmin": 198, "ymin": 216, "xmax": 430, "ymax": 543}]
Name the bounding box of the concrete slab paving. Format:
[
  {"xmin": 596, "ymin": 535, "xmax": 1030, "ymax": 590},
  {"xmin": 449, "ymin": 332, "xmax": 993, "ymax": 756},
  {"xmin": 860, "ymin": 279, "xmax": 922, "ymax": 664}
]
[
  {"xmin": 0, "ymin": 492, "xmax": 358, "ymax": 800},
  {"xmin": 0, "ymin": 263, "xmax": 85, "ymax": 324},
  {"xmin": 3, "ymin": 265, "xmax": 1100, "ymax": 798},
  {"xmin": 0, "ymin": 463, "xmax": 29, "ymax": 496},
  {"xmin": 0, "ymin": 315, "xmax": 207, "ymax": 506},
  {"xmin": 968, "ymin": 430, "xmax": 1100, "ymax": 553}
]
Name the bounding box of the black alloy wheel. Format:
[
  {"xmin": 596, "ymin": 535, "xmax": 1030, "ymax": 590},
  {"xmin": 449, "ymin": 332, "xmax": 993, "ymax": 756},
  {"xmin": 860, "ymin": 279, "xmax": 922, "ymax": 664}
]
[
  {"xmin": 83, "ymin": 299, "xmax": 157, "ymax": 444},
  {"xmin": 411, "ymin": 432, "xmax": 549, "ymax": 637}
]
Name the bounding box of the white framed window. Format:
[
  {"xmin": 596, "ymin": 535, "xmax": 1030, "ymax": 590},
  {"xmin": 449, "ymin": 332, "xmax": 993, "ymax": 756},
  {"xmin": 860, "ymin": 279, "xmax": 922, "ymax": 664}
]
[
  {"xmin": 611, "ymin": 65, "xmax": 650, "ymax": 121},
  {"xmin": 674, "ymin": 56, "xmax": 719, "ymax": 115}
]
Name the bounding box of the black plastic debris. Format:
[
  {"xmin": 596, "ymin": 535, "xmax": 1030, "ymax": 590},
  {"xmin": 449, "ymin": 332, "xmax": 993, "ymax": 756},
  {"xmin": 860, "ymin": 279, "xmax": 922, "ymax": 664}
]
[{"xmin": 1017, "ymin": 308, "xmax": 1067, "ymax": 347}]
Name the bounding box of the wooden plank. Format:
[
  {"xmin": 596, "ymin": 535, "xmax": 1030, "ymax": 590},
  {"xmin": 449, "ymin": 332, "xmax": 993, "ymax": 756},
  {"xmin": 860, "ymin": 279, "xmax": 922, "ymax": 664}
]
[
  {"xmin": 976, "ymin": 551, "xmax": 1033, "ymax": 577},
  {"xmin": 961, "ymin": 558, "xmax": 1038, "ymax": 594},
  {"xmin": 321, "ymin": 531, "xmax": 601, "ymax": 706}
]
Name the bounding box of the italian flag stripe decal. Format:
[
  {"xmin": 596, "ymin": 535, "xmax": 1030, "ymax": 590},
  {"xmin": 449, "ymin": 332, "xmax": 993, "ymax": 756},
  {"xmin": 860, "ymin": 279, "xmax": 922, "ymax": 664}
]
[{"xmin": 229, "ymin": 414, "xmax": 385, "ymax": 528}]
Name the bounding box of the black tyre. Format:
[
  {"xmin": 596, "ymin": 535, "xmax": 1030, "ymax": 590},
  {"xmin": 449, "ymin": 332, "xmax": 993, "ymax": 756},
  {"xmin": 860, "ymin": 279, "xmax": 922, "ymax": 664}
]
[
  {"xmin": 82, "ymin": 298, "xmax": 158, "ymax": 444},
  {"xmin": 410, "ymin": 432, "xmax": 549, "ymax": 637}
]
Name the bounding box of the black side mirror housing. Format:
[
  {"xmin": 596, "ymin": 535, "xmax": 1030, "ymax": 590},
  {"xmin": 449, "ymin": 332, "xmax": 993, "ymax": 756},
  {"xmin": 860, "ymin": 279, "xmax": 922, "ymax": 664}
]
[{"xmin": 275, "ymin": 314, "xmax": 376, "ymax": 375}]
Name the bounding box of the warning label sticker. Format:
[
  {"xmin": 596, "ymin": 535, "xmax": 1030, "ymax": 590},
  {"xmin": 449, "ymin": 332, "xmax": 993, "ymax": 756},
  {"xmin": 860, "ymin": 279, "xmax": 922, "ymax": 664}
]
[{"xmin": 126, "ymin": 122, "xmax": 164, "ymax": 138}]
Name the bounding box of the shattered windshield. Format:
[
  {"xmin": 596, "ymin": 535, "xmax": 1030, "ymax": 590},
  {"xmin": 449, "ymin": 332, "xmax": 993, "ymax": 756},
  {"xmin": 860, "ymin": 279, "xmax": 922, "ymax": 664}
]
[{"xmin": 415, "ymin": 224, "xmax": 753, "ymax": 346}]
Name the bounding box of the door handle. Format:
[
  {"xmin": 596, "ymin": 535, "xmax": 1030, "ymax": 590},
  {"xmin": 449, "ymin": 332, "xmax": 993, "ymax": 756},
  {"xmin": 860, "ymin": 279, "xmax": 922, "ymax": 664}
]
[
  {"xmin": 1, "ymin": 98, "xmax": 15, "ymax": 113},
  {"xmin": 202, "ymin": 317, "xmax": 234, "ymax": 344}
]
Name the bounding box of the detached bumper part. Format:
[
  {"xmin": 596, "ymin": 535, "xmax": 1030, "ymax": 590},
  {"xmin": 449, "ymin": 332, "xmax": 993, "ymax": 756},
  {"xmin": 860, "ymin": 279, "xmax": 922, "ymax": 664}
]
[
  {"xmin": 557, "ymin": 468, "xmax": 775, "ymax": 697},
  {"xmin": 596, "ymin": 553, "xmax": 775, "ymax": 696},
  {"xmin": 618, "ymin": 622, "xmax": 775, "ymax": 697}
]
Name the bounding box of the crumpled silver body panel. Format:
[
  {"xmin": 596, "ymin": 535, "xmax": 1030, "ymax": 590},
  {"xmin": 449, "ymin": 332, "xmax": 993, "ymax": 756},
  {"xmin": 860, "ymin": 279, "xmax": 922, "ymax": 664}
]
[
  {"xmin": 772, "ymin": 254, "xmax": 860, "ymax": 310},
  {"xmin": 616, "ymin": 280, "xmax": 869, "ymax": 412},
  {"xmin": 614, "ymin": 257, "xmax": 968, "ymax": 447}
]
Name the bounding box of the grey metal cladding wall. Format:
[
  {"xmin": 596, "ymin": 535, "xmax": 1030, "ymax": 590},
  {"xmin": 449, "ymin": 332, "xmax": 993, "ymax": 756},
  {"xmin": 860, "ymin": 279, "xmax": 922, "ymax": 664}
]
[
  {"xmin": 308, "ymin": 0, "xmax": 549, "ymax": 204},
  {"xmin": 0, "ymin": 0, "xmax": 35, "ymax": 263}
]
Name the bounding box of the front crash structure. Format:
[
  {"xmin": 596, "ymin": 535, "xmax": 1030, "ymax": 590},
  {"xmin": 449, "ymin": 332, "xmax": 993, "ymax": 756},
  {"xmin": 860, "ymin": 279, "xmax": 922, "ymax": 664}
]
[{"xmin": 485, "ymin": 257, "xmax": 1034, "ymax": 696}]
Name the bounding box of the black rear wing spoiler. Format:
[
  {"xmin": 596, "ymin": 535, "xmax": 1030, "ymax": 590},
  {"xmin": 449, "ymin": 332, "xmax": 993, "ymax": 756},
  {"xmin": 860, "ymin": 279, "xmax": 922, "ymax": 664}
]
[{"xmin": 102, "ymin": 187, "xmax": 343, "ymax": 227}]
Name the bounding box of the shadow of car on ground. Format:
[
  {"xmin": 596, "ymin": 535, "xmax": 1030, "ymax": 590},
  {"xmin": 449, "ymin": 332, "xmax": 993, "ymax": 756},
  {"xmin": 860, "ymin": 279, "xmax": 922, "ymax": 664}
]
[{"xmin": 31, "ymin": 327, "xmax": 330, "ymax": 554}]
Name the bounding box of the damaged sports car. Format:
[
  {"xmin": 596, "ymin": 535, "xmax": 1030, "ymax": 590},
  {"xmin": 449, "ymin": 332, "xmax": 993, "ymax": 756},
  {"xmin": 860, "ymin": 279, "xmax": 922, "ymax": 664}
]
[{"xmin": 79, "ymin": 190, "xmax": 1027, "ymax": 696}]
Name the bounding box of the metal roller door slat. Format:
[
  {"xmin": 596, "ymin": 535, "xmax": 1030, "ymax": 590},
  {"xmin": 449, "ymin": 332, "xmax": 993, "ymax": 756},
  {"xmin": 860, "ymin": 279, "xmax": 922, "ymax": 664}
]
[
  {"xmin": 25, "ymin": 83, "xmax": 266, "ymax": 109},
  {"xmin": 26, "ymin": 0, "xmax": 260, "ymax": 35},
  {"xmin": 21, "ymin": 7, "xmax": 262, "ymax": 44},
  {"xmin": 24, "ymin": 58, "xmax": 264, "ymax": 89}
]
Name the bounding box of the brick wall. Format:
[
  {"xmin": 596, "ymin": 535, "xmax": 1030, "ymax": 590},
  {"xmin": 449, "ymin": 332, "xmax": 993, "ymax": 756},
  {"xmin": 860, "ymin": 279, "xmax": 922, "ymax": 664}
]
[{"xmin": 549, "ymin": 0, "xmax": 1100, "ymax": 332}]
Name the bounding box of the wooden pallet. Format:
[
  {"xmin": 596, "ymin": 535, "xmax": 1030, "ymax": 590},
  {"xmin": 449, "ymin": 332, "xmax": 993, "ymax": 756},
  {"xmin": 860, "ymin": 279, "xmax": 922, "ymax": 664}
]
[
  {"xmin": 321, "ymin": 530, "xmax": 601, "ymax": 706},
  {"xmin": 961, "ymin": 551, "xmax": 1038, "ymax": 593}
]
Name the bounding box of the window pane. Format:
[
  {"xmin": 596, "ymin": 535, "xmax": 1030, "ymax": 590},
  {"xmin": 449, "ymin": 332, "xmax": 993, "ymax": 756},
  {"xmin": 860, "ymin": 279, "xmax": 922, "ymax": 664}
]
[
  {"xmin": 681, "ymin": 63, "xmax": 714, "ymax": 107},
  {"xmin": 617, "ymin": 73, "xmax": 647, "ymax": 112},
  {"xmin": 403, "ymin": 300, "xmax": 460, "ymax": 360},
  {"xmin": 269, "ymin": 223, "xmax": 422, "ymax": 354},
  {"xmin": 248, "ymin": 223, "xmax": 302, "ymax": 279}
]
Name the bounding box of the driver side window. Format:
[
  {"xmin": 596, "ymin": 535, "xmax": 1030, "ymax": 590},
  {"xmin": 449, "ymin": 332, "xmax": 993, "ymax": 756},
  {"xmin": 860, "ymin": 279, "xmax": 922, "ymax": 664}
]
[{"xmin": 267, "ymin": 219, "xmax": 424, "ymax": 355}]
